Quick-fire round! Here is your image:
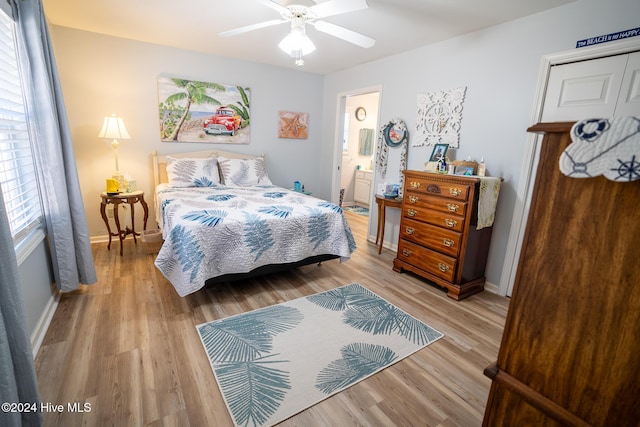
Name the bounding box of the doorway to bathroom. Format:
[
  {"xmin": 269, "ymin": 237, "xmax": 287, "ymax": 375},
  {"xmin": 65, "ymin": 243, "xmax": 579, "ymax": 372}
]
[{"xmin": 340, "ymin": 91, "xmax": 380, "ymax": 217}]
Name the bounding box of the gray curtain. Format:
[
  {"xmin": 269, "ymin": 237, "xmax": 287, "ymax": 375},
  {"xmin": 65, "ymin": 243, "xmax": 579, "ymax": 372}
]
[
  {"xmin": 0, "ymin": 187, "xmax": 42, "ymax": 426},
  {"xmin": 11, "ymin": 0, "xmax": 97, "ymax": 291}
]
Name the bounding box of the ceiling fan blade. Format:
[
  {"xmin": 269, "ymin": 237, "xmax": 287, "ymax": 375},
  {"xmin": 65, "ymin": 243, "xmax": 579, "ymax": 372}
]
[
  {"xmin": 219, "ymin": 19, "xmax": 286, "ymax": 37},
  {"xmin": 312, "ymin": 20, "xmax": 375, "ymax": 48},
  {"xmin": 309, "ymin": 0, "xmax": 369, "ymax": 19},
  {"xmin": 255, "ymin": 0, "xmax": 290, "ymax": 15}
]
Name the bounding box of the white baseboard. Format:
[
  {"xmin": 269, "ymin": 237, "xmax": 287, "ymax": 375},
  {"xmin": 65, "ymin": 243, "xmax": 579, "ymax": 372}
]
[
  {"xmin": 484, "ymin": 281, "xmax": 500, "ymax": 295},
  {"xmin": 90, "ymin": 235, "xmax": 110, "ymax": 244},
  {"xmin": 31, "ymin": 290, "xmax": 61, "ymax": 358},
  {"xmin": 366, "ymin": 235, "xmax": 397, "ymax": 252}
]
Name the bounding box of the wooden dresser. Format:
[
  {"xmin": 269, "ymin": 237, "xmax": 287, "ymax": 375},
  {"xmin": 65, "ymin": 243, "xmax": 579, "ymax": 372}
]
[
  {"xmin": 483, "ymin": 123, "xmax": 640, "ymax": 426},
  {"xmin": 393, "ymin": 171, "xmax": 495, "ymax": 300}
]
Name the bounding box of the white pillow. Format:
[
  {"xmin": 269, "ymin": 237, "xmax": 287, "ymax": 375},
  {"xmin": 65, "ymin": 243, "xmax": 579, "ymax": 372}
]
[
  {"xmin": 166, "ymin": 156, "xmax": 220, "ymax": 187},
  {"xmin": 218, "ymin": 156, "xmax": 272, "ymax": 186}
]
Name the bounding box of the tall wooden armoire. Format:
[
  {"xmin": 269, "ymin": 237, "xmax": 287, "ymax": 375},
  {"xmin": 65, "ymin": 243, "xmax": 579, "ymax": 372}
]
[{"xmin": 483, "ymin": 122, "xmax": 640, "ymax": 426}]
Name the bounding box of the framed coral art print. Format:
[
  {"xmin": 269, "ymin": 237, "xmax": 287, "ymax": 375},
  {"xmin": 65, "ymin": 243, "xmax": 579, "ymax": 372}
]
[
  {"xmin": 157, "ymin": 75, "xmax": 251, "ymax": 144},
  {"xmin": 278, "ymin": 111, "xmax": 308, "ymax": 139}
]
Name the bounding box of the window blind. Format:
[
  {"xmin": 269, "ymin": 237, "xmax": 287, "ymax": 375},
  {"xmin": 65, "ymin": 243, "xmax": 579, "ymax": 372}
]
[{"xmin": 0, "ymin": 10, "xmax": 43, "ymax": 245}]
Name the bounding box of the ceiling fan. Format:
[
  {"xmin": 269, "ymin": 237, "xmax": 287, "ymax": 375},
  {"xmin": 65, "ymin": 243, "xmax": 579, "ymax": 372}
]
[{"xmin": 219, "ymin": 0, "xmax": 375, "ymax": 67}]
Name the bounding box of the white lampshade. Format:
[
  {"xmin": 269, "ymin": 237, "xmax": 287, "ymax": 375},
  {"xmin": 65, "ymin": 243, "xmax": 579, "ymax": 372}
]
[
  {"xmin": 98, "ymin": 115, "xmax": 131, "ymax": 140},
  {"xmin": 98, "ymin": 114, "xmax": 130, "ymax": 173},
  {"xmin": 278, "ymin": 27, "xmax": 316, "ymax": 56}
]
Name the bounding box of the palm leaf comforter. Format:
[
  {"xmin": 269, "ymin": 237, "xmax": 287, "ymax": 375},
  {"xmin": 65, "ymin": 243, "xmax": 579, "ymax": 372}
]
[{"xmin": 154, "ymin": 184, "xmax": 357, "ymax": 296}]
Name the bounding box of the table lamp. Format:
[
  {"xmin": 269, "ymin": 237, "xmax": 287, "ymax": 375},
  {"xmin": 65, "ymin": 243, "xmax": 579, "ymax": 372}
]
[{"xmin": 98, "ymin": 114, "xmax": 130, "ymax": 191}]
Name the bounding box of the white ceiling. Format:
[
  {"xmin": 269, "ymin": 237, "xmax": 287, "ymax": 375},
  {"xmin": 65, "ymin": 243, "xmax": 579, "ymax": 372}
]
[{"xmin": 43, "ymin": 0, "xmax": 574, "ymax": 75}]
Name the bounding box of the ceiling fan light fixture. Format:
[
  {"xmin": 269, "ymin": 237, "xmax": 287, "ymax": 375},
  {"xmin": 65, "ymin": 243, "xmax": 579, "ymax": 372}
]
[
  {"xmin": 222, "ymin": 1, "xmax": 374, "ymax": 69},
  {"xmin": 278, "ymin": 21, "xmax": 316, "ymax": 56}
]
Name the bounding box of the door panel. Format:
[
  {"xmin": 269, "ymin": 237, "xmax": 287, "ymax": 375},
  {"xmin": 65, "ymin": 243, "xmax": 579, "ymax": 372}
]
[
  {"xmin": 615, "ymin": 51, "xmax": 640, "ymax": 116},
  {"xmin": 541, "ymin": 55, "xmax": 628, "ymax": 121}
]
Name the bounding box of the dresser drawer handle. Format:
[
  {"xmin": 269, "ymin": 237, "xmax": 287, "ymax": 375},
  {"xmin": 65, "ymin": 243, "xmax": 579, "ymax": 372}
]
[
  {"xmin": 447, "ymin": 203, "xmax": 460, "ymax": 212},
  {"xmin": 445, "ymin": 219, "xmax": 458, "ymax": 228},
  {"xmin": 405, "ymin": 227, "xmax": 415, "ymax": 235},
  {"xmin": 442, "ymin": 238, "xmax": 454, "ymax": 247},
  {"xmin": 437, "ymin": 262, "xmax": 450, "ymax": 272},
  {"xmin": 409, "ymin": 181, "xmax": 421, "ymax": 189},
  {"xmin": 407, "ymin": 209, "xmax": 417, "ymax": 217},
  {"xmin": 408, "ymin": 195, "xmax": 419, "ymax": 204},
  {"xmin": 402, "ymin": 249, "xmax": 412, "ymax": 257},
  {"xmin": 449, "ymin": 187, "xmax": 462, "ymax": 197}
]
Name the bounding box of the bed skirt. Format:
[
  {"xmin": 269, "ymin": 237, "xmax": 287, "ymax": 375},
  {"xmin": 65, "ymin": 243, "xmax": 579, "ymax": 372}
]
[{"xmin": 204, "ymin": 254, "xmax": 340, "ymax": 286}]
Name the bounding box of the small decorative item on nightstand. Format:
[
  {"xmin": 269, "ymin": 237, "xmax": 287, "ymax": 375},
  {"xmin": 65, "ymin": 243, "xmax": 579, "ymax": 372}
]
[
  {"xmin": 112, "ymin": 171, "xmax": 127, "ymax": 192},
  {"xmin": 106, "ymin": 178, "xmax": 119, "ymax": 195}
]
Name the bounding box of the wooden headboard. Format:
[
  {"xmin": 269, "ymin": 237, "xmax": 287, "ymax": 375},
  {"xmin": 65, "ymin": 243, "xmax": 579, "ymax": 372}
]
[{"xmin": 152, "ymin": 149, "xmax": 264, "ymax": 188}]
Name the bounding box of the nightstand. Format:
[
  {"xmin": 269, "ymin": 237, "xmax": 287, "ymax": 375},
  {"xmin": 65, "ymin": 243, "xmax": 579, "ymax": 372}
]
[
  {"xmin": 375, "ymin": 194, "xmax": 402, "ymax": 254},
  {"xmin": 100, "ymin": 191, "xmax": 149, "ymax": 256}
]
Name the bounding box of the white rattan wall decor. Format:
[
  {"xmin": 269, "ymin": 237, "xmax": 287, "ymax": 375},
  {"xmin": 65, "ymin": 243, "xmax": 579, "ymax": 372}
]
[{"xmin": 415, "ymin": 86, "xmax": 467, "ymax": 148}]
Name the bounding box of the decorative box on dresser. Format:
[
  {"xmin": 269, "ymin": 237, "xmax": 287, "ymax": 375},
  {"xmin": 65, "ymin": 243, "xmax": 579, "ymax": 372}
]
[
  {"xmin": 393, "ymin": 170, "xmax": 497, "ymax": 300},
  {"xmin": 483, "ymin": 122, "xmax": 640, "ymax": 426}
]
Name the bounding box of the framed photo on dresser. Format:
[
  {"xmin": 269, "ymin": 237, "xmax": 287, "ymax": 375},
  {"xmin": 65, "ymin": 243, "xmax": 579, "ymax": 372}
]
[{"xmin": 429, "ymin": 143, "xmax": 449, "ymax": 162}]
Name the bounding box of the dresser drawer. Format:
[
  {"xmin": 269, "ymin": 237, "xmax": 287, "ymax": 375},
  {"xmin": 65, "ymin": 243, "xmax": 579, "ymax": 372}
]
[
  {"xmin": 404, "ymin": 177, "xmax": 470, "ymax": 201},
  {"xmin": 403, "ymin": 193, "xmax": 467, "ymax": 219},
  {"xmin": 401, "ymin": 218, "xmax": 462, "ymax": 257},
  {"xmin": 397, "ymin": 239, "xmax": 457, "ymax": 282},
  {"xmin": 423, "ymin": 209, "xmax": 464, "ymax": 232}
]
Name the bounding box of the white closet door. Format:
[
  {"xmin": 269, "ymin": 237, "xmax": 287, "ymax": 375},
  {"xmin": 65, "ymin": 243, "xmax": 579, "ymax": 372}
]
[
  {"xmin": 541, "ymin": 55, "xmax": 628, "ymax": 121},
  {"xmin": 615, "ymin": 51, "xmax": 640, "ymax": 116}
]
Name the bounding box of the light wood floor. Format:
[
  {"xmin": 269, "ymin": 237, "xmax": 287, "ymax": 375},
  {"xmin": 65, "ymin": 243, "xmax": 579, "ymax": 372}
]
[{"xmin": 35, "ymin": 211, "xmax": 509, "ymax": 426}]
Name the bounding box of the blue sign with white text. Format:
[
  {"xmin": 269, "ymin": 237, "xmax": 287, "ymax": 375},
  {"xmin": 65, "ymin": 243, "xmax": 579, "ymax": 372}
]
[{"xmin": 577, "ymin": 27, "xmax": 640, "ymax": 48}]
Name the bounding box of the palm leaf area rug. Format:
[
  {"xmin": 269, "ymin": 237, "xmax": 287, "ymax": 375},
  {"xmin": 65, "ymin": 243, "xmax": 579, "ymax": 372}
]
[
  {"xmin": 196, "ymin": 282, "xmax": 443, "ymax": 427},
  {"xmin": 343, "ymin": 205, "xmax": 370, "ymax": 216}
]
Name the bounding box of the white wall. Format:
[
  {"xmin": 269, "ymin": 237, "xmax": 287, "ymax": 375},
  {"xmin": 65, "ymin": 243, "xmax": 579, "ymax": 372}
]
[
  {"xmin": 49, "ymin": 27, "xmax": 326, "ymax": 239},
  {"xmin": 320, "ymin": 0, "xmax": 640, "ymax": 292}
]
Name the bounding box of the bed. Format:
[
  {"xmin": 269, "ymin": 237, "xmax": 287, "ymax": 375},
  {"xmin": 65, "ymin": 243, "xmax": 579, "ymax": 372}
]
[{"xmin": 151, "ymin": 149, "xmax": 356, "ymax": 297}]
